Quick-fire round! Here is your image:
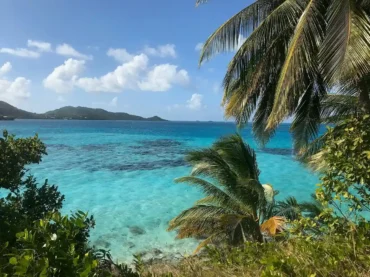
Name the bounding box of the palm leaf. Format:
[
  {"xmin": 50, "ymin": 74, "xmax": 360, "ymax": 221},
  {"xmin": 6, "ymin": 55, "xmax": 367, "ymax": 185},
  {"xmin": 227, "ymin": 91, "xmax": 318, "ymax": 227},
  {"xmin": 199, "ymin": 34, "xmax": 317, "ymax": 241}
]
[
  {"xmin": 199, "ymin": 0, "xmax": 286, "ymax": 64},
  {"xmin": 266, "ymin": 0, "xmax": 327, "ymax": 130},
  {"xmin": 260, "ymin": 216, "xmax": 286, "ymax": 235}
]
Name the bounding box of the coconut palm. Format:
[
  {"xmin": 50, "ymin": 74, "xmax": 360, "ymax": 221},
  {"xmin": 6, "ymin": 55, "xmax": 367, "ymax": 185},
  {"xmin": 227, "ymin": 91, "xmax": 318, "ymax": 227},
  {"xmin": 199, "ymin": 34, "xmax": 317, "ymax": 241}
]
[
  {"xmin": 197, "ymin": 0, "xmax": 370, "ymax": 150},
  {"xmin": 168, "ymin": 134, "xmax": 288, "ymax": 253}
]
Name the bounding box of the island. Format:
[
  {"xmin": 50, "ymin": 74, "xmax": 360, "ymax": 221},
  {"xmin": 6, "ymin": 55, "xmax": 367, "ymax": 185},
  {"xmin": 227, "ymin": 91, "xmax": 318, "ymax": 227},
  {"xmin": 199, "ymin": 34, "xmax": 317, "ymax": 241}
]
[{"xmin": 0, "ymin": 101, "xmax": 166, "ymax": 121}]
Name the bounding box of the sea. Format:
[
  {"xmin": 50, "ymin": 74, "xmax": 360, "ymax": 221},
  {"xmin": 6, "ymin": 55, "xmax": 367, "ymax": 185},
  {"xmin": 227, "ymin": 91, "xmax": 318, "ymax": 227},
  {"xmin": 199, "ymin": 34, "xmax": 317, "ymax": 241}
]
[{"xmin": 0, "ymin": 120, "xmax": 320, "ymax": 263}]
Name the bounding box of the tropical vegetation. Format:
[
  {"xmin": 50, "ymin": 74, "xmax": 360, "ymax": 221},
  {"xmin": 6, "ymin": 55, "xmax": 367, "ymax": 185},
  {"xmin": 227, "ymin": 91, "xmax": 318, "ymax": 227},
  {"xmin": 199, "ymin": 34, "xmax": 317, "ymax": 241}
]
[
  {"xmin": 197, "ymin": 0, "xmax": 370, "ymax": 150},
  {"xmin": 168, "ymin": 134, "xmax": 313, "ymax": 252}
]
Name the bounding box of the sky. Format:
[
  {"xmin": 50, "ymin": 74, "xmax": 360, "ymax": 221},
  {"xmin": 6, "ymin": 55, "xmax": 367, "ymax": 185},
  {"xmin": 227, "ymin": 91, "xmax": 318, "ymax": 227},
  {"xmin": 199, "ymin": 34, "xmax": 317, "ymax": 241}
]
[{"xmin": 0, "ymin": 0, "xmax": 251, "ymax": 121}]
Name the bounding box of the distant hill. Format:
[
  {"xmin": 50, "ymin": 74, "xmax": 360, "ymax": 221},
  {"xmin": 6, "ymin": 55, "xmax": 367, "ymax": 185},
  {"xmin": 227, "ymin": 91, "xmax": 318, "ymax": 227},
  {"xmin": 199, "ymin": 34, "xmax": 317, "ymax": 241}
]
[
  {"xmin": 0, "ymin": 101, "xmax": 39, "ymax": 119},
  {"xmin": 0, "ymin": 101, "xmax": 166, "ymax": 121}
]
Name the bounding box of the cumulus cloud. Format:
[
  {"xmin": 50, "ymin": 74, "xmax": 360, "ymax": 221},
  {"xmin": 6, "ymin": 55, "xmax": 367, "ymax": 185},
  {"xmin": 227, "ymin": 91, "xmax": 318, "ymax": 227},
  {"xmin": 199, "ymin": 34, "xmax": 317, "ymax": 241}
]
[
  {"xmin": 138, "ymin": 64, "xmax": 189, "ymax": 92},
  {"xmin": 195, "ymin": 42, "xmax": 204, "ymax": 51},
  {"xmin": 44, "ymin": 49, "xmax": 189, "ymax": 94},
  {"xmin": 0, "ymin": 62, "xmax": 12, "ymax": 76},
  {"xmin": 0, "ymin": 62, "xmax": 31, "ymax": 104},
  {"xmin": 187, "ymin": 93, "xmax": 204, "ymax": 110},
  {"xmin": 56, "ymin": 44, "xmax": 92, "ymax": 60},
  {"xmin": 77, "ymin": 54, "xmax": 148, "ymax": 93},
  {"xmin": 0, "ymin": 48, "xmax": 40, "ymax": 58},
  {"xmin": 144, "ymin": 44, "xmax": 176, "ymax": 58},
  {"xmin": 27, "ymin": 40, "xmax": 52, "ymax": 52},
  {"xmin": 43, "ymin": 59, "xmax": 86, "ymax": 93},
  {"xmin": 107, "ymin": 48, "xmax": 133, "ymax": 63}
]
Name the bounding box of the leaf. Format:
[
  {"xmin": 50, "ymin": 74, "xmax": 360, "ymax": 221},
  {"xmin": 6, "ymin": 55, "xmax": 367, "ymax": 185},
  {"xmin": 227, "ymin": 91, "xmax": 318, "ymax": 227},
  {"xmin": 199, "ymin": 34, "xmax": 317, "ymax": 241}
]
[
  {"xmin": 9, "ymin": 257, "xmax": 17, "ymax": 265},
  {"xmin": 260, "ymin": 216, "xmax": 286, "ymax": 235}
]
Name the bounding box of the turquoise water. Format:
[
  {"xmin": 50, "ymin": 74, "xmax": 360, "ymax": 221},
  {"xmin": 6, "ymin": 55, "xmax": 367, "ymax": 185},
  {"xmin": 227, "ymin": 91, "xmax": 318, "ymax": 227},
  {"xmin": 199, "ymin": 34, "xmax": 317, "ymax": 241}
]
[{"xmin": 0, "ymin": 120, "xmax": 319, "ymax": 262}]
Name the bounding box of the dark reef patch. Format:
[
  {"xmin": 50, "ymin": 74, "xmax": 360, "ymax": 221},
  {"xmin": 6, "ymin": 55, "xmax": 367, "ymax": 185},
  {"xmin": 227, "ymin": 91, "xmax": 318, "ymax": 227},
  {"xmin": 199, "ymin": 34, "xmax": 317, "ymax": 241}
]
[
  {"xmin": 47, "ymin": 144, "xmax": 75, "ymax": 151},
  {"xmin": 259, "ymin": 148, "xmax": 293, "ymax": 156},
  {"xmin": 106, "ymin": 158, "xmax": 186, "ymax": 172},
  {"xmin": 129, "ymin": 226, "xmax": 146, "ymax": 236}
]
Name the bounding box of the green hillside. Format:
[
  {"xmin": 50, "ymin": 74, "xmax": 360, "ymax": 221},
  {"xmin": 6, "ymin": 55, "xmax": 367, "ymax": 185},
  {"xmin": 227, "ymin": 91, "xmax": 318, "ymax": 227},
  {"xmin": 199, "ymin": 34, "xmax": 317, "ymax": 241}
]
[{"xmin": 0, "ymin": 101, "xmax": 166, "ymax": 121}]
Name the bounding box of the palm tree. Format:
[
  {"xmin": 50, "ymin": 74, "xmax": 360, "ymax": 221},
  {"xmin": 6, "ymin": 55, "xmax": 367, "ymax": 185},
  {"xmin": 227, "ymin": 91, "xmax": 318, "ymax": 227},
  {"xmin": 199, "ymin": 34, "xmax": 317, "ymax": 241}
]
[
  {"xmin": 168, "ymin": 134, "xmax": 288, "ymax": 253},
  {"xmin": 196, "ymin": 0, "xmax": 370, "ymax": 150}
]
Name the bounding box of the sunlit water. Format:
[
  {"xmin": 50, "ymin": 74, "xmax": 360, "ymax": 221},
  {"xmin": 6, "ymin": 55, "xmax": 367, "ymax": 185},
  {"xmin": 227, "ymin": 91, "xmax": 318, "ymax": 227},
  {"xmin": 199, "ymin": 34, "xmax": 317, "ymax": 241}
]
[{"xmin": 0, "ymin": 120, "xmax": 319, "ymax": 262}]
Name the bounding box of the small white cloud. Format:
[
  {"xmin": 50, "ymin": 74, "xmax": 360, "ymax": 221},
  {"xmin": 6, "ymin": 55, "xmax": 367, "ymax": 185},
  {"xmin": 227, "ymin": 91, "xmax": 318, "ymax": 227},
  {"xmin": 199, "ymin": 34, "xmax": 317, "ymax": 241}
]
[
  {"xmin": 139, "ymin": 64, "xmax": 189, "ymax": 92},
  {"xmin": 195, "ymin": 42, "xmax": 204, "ymax": 51},
  {"xmin": 110, "ymin": 96, "xmax": 118, "ymax": 107},
  {"xmin": 144, "ymin": 44, "xmax": 177, "ymax": 58},
  {"xmin": 107, "ymin": 48, "xmax": 133, "ymax": 63},
  {"xmin": 0, "ymin": 62, "xmax": 12, "ymax": 76},
  {"xmin": 43, "ymin": 59, "xmax": 86, "ymax": 93},
  {"xmin": 56, "ymin": 44, "xmax": 92, "ymax": 60},
  {"xmin": 187, "ymin": 93, "xmax": 204, "ymax": 110},
  {"xmin": 27, "ymin": 40, "xmax": 52, "ymax": 52},
  {"xmin": 0, "ymin": 48, "xmax": 40, "ymax": 58}
]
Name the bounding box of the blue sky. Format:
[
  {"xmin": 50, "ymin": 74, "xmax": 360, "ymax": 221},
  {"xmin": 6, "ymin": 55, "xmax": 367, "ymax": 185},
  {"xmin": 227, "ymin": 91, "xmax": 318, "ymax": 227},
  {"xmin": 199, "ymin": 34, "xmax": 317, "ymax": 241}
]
[{"xmin": 0, "ymin": 0, "xmax": 251, "ymax": 121}]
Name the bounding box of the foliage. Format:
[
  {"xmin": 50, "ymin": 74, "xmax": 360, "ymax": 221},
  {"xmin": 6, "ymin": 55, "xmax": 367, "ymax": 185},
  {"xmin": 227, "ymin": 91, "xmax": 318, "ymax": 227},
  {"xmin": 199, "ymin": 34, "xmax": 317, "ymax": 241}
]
[
  {"xmin": 168, "ymin": 134, "xmax": 302, "ymax": 252},
  {"xmin": 0, "ymin": 130, "xmax": 46, "ymax": 191},
  {"xmin": 0, "ymin": 212, "xmax": 98, "ymax": 277},
  {"xmin": 310, "ymin": 115, "xmax": 370, "ymax": 219},
  {"xmin": 196, "ymin": 0, "xmax": 370, "ymax": 149},
  {"xmin": 0, "ymin": 176, "xmax": 65, "ymax": 245}
]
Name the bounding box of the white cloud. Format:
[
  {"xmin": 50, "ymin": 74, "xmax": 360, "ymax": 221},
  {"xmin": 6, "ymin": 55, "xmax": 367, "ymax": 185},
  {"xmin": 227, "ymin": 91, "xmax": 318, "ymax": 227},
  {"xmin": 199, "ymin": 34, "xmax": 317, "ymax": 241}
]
[
  {"xmin": 45, "ymin": 51, "xmax": 189, "ymax": 94},
  {"xmin": 56, "ymin": 44, "xmax": 92, "ymax": 60},
  {"xmin": 43, "ymin": 59, "xmax": 86, "ymax": 93},
  {"xmin": 0, "ymin": 48, "xmax": 40, "ymax": 58},
  {"xmin": 0, "ymin": 62, "xmax": 12, "ymax": 76},
  {"xmin": 144, "ymin": 44, "xmax": 176, "ymax": 58},
  {"xmin": 77, "ymin": 54, "xmax": 148, "ymax": 93},
  {"xmin": 110, "ymin": 97, "xmax": 118, "ymax": 107},
  {"xmin": 138, "ymin": 64, "xmax": 189, "ymax": 92},
  {"xmin": 0, "ymin": 62, "xmax": 31, "ymax": 104},
  {"xmin": 195, "ymin": 42, "xmax": 203, "ymax": 51},
  {"xmin": 107, "ymin": 48, "xmax": 133, "ymax": 63},
  {"xmin": 0, "ymin": 78, "xmax": 31, "ymax": 104},
  {"xmin": 187, "ymin": 93, "xmax": 204, "ymax": 110},
  {"xmin": 27, "ymin": 40, "xmax": 52, "ymax": 52}
]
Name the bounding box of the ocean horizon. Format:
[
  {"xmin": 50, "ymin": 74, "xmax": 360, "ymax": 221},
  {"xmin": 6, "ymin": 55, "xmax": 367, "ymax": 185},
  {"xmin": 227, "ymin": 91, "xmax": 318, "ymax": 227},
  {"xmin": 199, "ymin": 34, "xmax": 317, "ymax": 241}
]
[{"xmin": 0, "ymin": 119, "xmax": 320, "ymax": 262}]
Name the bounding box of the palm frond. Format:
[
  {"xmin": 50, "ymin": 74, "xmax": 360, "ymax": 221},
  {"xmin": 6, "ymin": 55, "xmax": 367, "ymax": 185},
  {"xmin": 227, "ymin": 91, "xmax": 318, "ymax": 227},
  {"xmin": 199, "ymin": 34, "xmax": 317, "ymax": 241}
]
[
  {"xmin": 276, "ymin": 196, "xmax": 302, "ymax": 220},
  {"xmin": 260, "ymin": 216, "xmax": 286, "ymax": 235},
  {"xmin": 319, "ymin": 0, "xmax": 370, "ymax": 84},
  {"xmin": 168, "ymin": 205, "xmax": 234, "ymax": 232},
  {"xmin": 321, "ymin": 94, "xmax": 359, "ymax": 123},
  {"xmin": 290, "ymin": 76, "xmax": 326, "ymax": 150},
  {"xmin": 266, "ymin": 0, "xmax": 327, "ymax": 130},
  {"xmin": 213, "ymin": 134, "xmax": 260, "ymax": 180},
  {"xmin": 223, "ymin": 0, "xmax": 302, "ymax": 92},
  {"xmin": 175, "ymin": 176, "xmax": 251, "ymax": 213},
  {"xmin": 186, "ymin": 148, "xmax": 238, "ymax": 188},
  {"xmin": 199, "ymin": 0, "xmax": 286, "ymax": 64}
]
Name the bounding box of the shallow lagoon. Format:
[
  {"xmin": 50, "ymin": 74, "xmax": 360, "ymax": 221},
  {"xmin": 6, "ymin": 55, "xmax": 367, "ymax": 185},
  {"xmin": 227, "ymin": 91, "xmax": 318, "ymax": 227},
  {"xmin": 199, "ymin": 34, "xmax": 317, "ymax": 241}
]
[{"xmin": 0, "ymin": 120, "xmax": 319, "ymax": 262}]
